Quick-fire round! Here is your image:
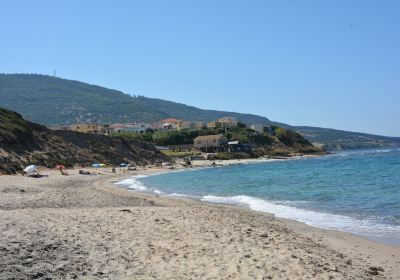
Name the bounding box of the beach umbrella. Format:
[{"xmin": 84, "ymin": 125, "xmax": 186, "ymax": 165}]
[
  {"xmin": 55, "ymin": 164, "xmax": 65, "ymax": 170},
  {"xmin": 92, "ymin": 163, "xmax": 101, "ymax": 168},
  {"xmin": 24, "ymin": 165, "xmax": 37, "ymax": 173}
]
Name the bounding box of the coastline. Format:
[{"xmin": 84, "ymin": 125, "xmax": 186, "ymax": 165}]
[
  {"xmin": 1, "ymin": 164, "xmax": 399, "ymax": 279},
  {"xmin": 120, "ymin": 156, "xmax": 400, "ymax": 247}
]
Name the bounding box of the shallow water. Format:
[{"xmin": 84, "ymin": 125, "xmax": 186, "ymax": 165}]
[{"xmin": 116, "ymin": 148, "xmax": 400, "ymax": 244}]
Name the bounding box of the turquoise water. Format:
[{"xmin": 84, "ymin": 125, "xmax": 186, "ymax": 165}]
[{"xmin": 116, "ymin": 148, "xmax": 400, "ymax": 244}]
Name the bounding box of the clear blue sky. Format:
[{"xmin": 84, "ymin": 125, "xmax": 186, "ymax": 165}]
[{"xmin": 1, "ymin": 1, "xmax": 399, "ymax": 136}]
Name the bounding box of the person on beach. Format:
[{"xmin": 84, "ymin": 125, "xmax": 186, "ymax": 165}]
[{"xmin": 59, "ymin": 166, "xmax": 69, "ymax": 176}]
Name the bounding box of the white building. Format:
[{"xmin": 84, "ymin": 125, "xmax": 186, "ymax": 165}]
[
  {"xmin": 250, "ymin": 124, "xmax": 265, "ymax": 133},
  {"xmin": 109, "ymin": 122, "xmax": 150, "ymax": 133}
]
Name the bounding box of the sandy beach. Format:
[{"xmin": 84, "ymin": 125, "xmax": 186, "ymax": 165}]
[{"xmin": 1, "ymin": 165, "xmax": 399, "ymax": 279}]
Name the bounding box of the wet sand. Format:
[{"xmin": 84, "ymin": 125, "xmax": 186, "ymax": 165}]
[{"xmin": 0, "ymin": 167, "xmax": 399, "ymax": 279}]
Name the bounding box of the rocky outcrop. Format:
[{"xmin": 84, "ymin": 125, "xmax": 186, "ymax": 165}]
[{"xmin": 0, "ymin": 108, "xmax": 169, "ymax": 174}]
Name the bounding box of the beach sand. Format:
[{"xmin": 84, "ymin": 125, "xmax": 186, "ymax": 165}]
[{"xmin": 0, "ymin": 166, "xmax": 399, "ymax": 279}]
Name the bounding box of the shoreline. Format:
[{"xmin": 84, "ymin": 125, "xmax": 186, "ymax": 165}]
[
  {"xmin": 117, "ymin": 158, "xmax": 400, "ymax": 248},
  {"xmin": 1, "ymin": 165, "xmax": 399, "ymax": 279},
  {"xmin": 109, "ymin": 169, "xmax": 400, "ymax": 279},
  {"xmin": 107, "ymin": 170, "xmax": 400, "ymax": 278}
]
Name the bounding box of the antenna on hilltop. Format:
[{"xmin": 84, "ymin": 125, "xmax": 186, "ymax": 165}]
[{"xmin": 53, "ymin": 70, "xmax": 56, "ymax": 77}]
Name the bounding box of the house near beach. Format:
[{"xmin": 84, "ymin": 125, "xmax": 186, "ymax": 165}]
[
  {"xmin": 193, "ymin": 134, "xmax": 228, "ymax": 153},
  {"xmin": 218, "ymin": 117, "xmax": 238, "ymax": 127},
  {"xmin": 207, "ymin": 117, "xmax": 238, "ymax": 129},
  {"xmin": 250, "ymin": 124, "xmax": 277, "ymax": 136},
  {"xmin": 109, "ymin": 122, "xmax": 150, "ymax": 133},
  {"xmin": 207, "ymin": 121, "xmax": 223, "ymax": 129},
  {"xmin": 227, "ymin": 141, "xmax": 252, "ymax": 152},
  {"xmin": 180, "ymin": 121, "xmax": 205, "ymax": 130},
  {"xmin": 151, "ymin": 118, "xmax": 183, "ymax": 131},
  {"xmin": 68, "ymin": 123, "xmax": 104, "ymax": 134}
]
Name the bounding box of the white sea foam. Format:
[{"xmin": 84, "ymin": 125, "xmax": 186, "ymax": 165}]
[
  {"xmin": 113, "ymin": 163, "xmax": 400, "ymax": 241},
  {"xmin": 334, "ymin": 148, "xmax": 397, "ymax": 157},
  {"xmin": 201, "ymin": 195, "xmax": 400, "ymax": 239},
  {"xmin": 115, "ymin": 175, "xmax": 149, "ymax": 191},
  {"xmin": 167, "ymin": 193, "xmax": 201, "ymax": 199},
  {"xmin": 154, "ymin": 189, "xmax": 164, "ymax": 195},
  {"xmin": 168, "ymin": 193, "xmax": 190, "ymax": 197}
]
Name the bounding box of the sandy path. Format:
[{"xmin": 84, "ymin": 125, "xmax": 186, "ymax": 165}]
[{"xmin": 0, "ymin": 169, "xmax": 398, "ymax": 279}]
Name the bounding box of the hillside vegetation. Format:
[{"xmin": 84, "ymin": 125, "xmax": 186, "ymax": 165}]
[
  {"xmin": 0, "ymin": 107, "xmax": 32, "ymax": 144},
  {"xmin": 0, "ymin": 74, "xmax": 272, "ymax": 125},
  {"xmin": 110, "ymin": 125, "xmax": 322, "ymax": 158},
  {"xmin": 296, "ymin": 126, "xmax": 400, "ymax": 150},
  {"xmin": 0, "ymin": 107, "xmax": 168, "ymax": 174},
  {"xmin": 1, "ymin": 73, "xmax": 399, "ymax": 150}
]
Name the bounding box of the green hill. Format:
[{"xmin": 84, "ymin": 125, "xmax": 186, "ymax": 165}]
[
  {"xmin": 0, "ymin": 74, "xmax": 272, "ymax": 125},
  {"xmin": 1, "ymin": 73, "xmax": 399, "ymax": 150},
  {"xmin": 294, "ymin": 126, "xmax": 400, "ymax": 150}
]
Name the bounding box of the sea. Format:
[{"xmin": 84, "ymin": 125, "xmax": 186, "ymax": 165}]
[{"xmin": 116, "ymin": 148, "xmax": 400, "ymax": 245}]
